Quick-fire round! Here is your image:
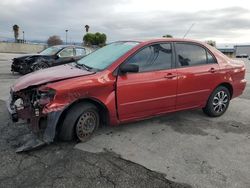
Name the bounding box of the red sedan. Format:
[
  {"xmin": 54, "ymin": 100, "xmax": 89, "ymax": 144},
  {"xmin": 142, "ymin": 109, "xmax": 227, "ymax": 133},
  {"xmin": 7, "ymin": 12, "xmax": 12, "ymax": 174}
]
[{"xmin": 8, "ymin": 38, "xmax": 246, "ymax": 151}]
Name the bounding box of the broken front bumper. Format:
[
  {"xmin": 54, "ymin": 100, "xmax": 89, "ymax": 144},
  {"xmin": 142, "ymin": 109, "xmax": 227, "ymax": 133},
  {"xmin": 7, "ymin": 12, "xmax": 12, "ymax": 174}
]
[
  {"xmin": 11, "ymin": 63, "xmax": 22, "ymax": 72},
  {"xmin": 11, "ymin": 59, "xmax": 30, "ymax": 74},
  {"xmin": 6, "ymin": 94, "xmax": 63, "ymax": 152},
  {"xmin": 6, "ymin": 95, "xmax": 18, "ymax": 122}
]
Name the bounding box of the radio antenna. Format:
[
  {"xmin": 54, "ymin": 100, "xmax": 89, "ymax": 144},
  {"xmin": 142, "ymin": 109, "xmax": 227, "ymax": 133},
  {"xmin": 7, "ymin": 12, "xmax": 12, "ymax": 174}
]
[{"xmin": 183, "ymin": 23, "xmax": 195, "ymax": 38}]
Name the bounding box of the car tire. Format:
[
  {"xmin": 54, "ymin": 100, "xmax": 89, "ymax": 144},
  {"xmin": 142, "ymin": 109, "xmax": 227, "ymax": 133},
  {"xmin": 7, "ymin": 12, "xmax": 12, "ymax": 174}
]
[
  {"xmin": 203, "ymin": 86, "xmax": 230, "ymax": 117},
  {"xmin": 32, "ymin": 61, "xmax": 49, "ymax": 71},
  {"xmin": 59, "ymin": 102, "xmax": 100, "ymax": 142}
]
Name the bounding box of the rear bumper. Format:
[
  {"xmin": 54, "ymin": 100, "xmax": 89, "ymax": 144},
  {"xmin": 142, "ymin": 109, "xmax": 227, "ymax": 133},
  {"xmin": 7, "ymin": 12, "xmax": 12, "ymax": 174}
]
[{"xmin": 232, "ymin": 79, "xmax": 247, "ymax": 98}]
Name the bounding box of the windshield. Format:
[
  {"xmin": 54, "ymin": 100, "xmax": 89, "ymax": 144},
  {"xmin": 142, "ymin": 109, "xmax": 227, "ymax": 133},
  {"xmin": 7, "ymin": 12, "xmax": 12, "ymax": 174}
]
[
  {"xmin": 77, "ymin": 41, "xmax": 139, "ymax": 70},
  {"xmin": 40, "ymin": 46, "xmax": 62, "ymax": 55}
]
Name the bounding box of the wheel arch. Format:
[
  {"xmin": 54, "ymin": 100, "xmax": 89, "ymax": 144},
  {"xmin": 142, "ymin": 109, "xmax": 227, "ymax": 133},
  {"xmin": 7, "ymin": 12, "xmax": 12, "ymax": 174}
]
[
  {"xmin": 31, "ymin": 58, "xmax": 50, "ymax": 71},
  {"xmin": 217, "ymin": 82, "xmax": 233, "ymax": 99},
  {"xmin": 56, "ymin": 97, "xmax": 110, "ymax": 132}
]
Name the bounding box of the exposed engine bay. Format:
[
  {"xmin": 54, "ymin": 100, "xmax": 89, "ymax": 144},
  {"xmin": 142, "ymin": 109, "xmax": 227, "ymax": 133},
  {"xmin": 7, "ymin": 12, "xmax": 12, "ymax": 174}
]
[{"xmin": 7, "ymin": 85, "xmax": 63, "ymax": 152}]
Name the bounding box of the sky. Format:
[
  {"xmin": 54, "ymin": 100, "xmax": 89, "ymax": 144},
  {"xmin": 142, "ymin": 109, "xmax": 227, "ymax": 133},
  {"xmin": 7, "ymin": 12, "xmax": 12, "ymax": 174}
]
[{"xmin": 1, "ymin": 0, "xmax": 250, "ymax": 45}]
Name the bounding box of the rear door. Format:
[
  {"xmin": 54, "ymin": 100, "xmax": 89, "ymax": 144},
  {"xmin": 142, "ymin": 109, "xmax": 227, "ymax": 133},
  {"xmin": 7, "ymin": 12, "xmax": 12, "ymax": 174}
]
[
  {"xmin": 174, "ymin": 42, "xmax": 221, "ymax": 109},
  {"xmin": 116, "ymin": 43, "xmax": 178, "ymax": 121}
]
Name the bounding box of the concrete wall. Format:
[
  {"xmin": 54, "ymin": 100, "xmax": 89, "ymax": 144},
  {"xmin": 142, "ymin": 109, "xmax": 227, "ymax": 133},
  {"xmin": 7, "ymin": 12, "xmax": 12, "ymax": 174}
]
[{"xmin": 0, "ymin": 42, "xmax": 46, "ymax": 54}]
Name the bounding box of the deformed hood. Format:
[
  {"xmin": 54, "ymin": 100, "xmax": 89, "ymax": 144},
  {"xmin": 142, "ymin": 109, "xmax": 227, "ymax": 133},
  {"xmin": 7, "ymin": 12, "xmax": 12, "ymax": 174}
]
[
  {"xmin": 15, "ymin": 54, "xmax": 43, "ymax": 59},
  {"xmin": 12, "ymin": 64, "xmax": 95, "ymax": 92}
]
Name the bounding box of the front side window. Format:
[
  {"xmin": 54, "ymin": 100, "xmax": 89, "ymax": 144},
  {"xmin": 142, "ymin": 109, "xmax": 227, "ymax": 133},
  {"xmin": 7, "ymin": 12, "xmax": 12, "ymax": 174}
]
[
  {"xmin": 40, "ymin": 46, "xmax": 62, "ymax": 55},
  {"xmin": 125, "ymin": 43, "xmax": 172, "ymax": 72},
  {"xmin": 58, "ymin": 48, "xmax": 74, "ymax": 57},
  {"xmin": 75, "ymin": 48, "xmax": 86, "ymax": 56},
  {"xmin": 175, "ymin": 43, "xmax": 212, "ymax": 67}
]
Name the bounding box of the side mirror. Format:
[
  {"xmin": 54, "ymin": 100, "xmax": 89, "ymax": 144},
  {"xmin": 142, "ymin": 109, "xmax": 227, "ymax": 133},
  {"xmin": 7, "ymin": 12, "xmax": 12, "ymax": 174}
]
[
  {"xmin": 54, "ymin": 54, "xmax": 60, "ymax": 59},
  {"xmin": 119, "ymin": 64, "xmax": 139, "ymax": 74}
]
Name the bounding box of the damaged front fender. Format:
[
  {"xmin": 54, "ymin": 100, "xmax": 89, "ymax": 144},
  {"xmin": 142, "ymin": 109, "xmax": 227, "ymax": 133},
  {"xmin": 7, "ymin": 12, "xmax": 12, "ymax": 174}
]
[
  {"xmin": 14, "ymin": 110, "xmax": 63, "ymax": 153},
  {"xmin": 43, "ymin": 110, "xmax": 63, "ymax": 143}
]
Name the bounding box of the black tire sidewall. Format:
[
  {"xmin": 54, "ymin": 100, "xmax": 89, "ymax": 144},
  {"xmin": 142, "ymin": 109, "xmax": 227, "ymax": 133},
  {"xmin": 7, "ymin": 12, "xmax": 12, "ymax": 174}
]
[
  {"xmin": 203, "ymin": 86, "xmax": 230, "ymax": 117},
  {"xmin": 59, "ymin": 102, "xmax": 99, "ymax": 141}
]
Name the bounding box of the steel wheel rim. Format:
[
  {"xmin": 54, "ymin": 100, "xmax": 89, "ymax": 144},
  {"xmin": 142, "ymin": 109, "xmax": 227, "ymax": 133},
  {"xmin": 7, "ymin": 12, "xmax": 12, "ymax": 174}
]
[
  {"xmin": 212, "ymin": 90, "xmax": 228, "ymax": 113},
  {"xmin": 76, "ymin": 111, "xmax": 97, "ymax": 141}
]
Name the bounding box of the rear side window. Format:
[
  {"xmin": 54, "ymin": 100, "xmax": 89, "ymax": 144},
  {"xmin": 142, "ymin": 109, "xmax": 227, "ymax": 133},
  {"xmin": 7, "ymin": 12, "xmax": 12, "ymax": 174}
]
[
  {"xmin": 75, "ymin": 48, "xmax": 86, "ymax": 56},
  {"xmin": 175, "ymin": 43, "xmax": 216, "ymax": 67},
  {"xmin": 126, "ymin": 43, "xmax": 172, "ymax": 72}
]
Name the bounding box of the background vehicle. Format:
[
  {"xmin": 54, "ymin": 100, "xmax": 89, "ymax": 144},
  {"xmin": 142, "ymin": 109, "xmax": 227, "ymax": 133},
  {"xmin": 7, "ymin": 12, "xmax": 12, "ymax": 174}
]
[
  {"xmin": 236, "ymin": 54, "xmax": 249, "ymax": 58},
  {"xmin": 11, "ymin": 45, "xmax": 92, "ymax": 74},
  {"xmin": 7, "ymin": 39, "xmax": 246, "ymax": 152}
]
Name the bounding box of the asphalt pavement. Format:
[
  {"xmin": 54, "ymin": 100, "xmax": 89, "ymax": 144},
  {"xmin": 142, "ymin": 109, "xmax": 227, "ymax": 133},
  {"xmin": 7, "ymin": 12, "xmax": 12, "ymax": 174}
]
[
  {"xmin": 0, "ymin": 53, "xmax": 190, "ymax": 188},
  {"xmin": 1, "ymin": 53, "xmax": 250, "ymax": 188}
]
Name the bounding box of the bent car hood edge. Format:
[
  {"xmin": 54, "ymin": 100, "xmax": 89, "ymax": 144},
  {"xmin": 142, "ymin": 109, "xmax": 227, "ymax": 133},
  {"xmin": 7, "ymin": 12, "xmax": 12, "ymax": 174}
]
[{"xmin": 12, "ymin": 64, "xmax": 95, "ymax": 92}]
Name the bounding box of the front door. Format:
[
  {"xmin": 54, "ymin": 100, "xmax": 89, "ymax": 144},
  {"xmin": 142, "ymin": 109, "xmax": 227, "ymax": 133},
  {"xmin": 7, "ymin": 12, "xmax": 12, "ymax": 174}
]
[
  {"xmin": 116, "ymin": 43, "xmax": 178, "ymax": 121},
  {"xmin": 56, "ymin": 47, "xmax": 75, "ymax": 65}
]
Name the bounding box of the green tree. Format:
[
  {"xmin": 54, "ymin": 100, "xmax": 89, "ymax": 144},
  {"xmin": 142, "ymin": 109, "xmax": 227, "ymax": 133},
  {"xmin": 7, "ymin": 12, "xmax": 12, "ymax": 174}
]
[
  {"xmin": 12, "ymin": 24, "xmax": 19, "ymax": 42},
  {"xmin": 162, "ymin": 34, "xmax": 173, "ymax": 38},
  {"xmin": 206, "ymin": 40, "xmax": 216, "ymax": 47},
  {"xmin": 83, "ymin": 32, "xmax": 107, "ymax": 46}
]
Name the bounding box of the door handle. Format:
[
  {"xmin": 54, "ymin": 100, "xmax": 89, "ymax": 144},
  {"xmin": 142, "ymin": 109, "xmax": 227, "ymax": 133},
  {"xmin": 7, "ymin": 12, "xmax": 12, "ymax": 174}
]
[
  {"xmin": 209, "ymin": 67, "xmax": 216, "ymax": 73},
  {"xmin": 164, "ymin": 73, "xmax": 177, "ymax": 79}
]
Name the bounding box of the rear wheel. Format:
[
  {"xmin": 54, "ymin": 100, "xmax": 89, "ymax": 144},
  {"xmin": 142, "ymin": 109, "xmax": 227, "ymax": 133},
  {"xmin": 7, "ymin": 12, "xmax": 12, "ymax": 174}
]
[
  {"xmin": 203, "ymin": 86, "xmax": 230, "ymax": 117},
  {"xmin": 59, "ymin": 102, "xmax": 99, "ymax": 142}
]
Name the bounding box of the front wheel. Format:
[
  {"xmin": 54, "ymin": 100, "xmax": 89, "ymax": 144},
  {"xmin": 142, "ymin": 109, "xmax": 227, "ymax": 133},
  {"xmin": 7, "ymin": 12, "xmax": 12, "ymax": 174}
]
[
  {"xmin": 59, "ymin": 103, "xmax": 99, "ymax": 142},
  {"xmin": 32, "ymin": 61, "xmax": 49, "ymax": 71},
  {"xmin": 203, "ymin": 86, "xmax": 230, "ymax": 117}
]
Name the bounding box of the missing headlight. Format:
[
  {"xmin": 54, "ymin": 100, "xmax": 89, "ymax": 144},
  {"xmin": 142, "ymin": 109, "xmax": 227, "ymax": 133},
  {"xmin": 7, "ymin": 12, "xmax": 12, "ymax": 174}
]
[{"xmin": 37, "ymin": 88, "xmax": 56, "ymax": 106}]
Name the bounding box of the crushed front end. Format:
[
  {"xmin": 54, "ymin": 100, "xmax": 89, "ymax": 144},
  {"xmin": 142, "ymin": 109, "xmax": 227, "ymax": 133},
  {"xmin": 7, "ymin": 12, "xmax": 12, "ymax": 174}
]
[
  {"xmin": 7, "ymin": 86, "xmax": 63, "ymax": 152},
  {"xmin": 11, "ymin": 58, "xmax": 30, "ymax": 74}
]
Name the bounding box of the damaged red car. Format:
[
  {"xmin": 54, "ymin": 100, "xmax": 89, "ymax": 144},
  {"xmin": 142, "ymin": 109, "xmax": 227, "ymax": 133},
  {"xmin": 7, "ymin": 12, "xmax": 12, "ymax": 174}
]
[{"xmin": 7, "ymin": 38, "xmax": 246, "ymax": 152}]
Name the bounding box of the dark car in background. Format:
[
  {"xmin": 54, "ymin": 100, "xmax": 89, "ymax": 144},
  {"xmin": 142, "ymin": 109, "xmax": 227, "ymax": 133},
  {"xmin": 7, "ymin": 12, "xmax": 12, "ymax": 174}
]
[
  {"xmin": 236, "ymin": 54, "xmax": 249, "ymax": 58},
  {"xmin": 11, "ymin": 45, "xmax": 92, "ymax": 74}
]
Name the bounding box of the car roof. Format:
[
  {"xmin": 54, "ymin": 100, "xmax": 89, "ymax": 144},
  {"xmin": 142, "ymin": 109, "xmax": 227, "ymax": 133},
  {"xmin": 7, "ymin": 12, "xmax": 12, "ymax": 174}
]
[
  {"xmin": 52, "ymin": 45, "xmax": 85, "ymax": 48},
  {"xmin": 114, "ymin": 38, "xmax": 217, "ymax": 53},
  {"xmin": 116, "ymin": 38, "xmax": 207, "ymax": 44}
]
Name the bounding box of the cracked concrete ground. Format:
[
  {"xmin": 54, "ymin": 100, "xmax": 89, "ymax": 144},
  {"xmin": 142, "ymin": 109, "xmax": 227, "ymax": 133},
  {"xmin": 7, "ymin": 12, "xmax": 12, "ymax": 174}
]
[
  {"xmin": 1, "ymin": 53, "xmax": 250, "ymax": 188},
  {"xmin": 75, "ymin": 60, "xmax": 250, "ymax": 188},
  {"xmin": 0, "ymin": 53, "xmax": 190, "ymax": 188},
  {"xmin": 0, "ymin": 102, "xmax": 189, "ymax": 188}
]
